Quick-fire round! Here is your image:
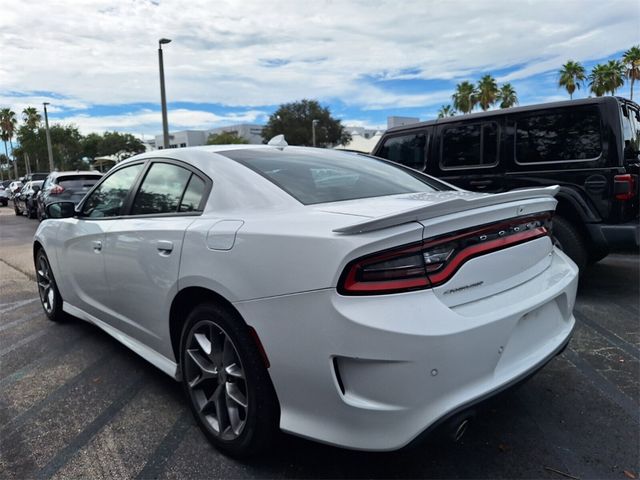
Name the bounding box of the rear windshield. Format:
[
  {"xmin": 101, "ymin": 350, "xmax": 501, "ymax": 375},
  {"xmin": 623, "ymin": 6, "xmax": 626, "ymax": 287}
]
[
  {"xmin": 221, "ymin": 148, "xmax": 442, "ymax": 205},
  {"xmin": 57, "ymin": 175, "xmax": 102, "ymax": 190}
]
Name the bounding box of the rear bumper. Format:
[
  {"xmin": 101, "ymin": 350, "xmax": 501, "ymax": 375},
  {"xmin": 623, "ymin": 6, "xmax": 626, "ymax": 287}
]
[
  {"xmin": 236, "ymin": 248, "xmax": 579, "ymax": 451},
  {"xmin": 587, "ymin": 220, "xmax": 640, "ymax": 249}
]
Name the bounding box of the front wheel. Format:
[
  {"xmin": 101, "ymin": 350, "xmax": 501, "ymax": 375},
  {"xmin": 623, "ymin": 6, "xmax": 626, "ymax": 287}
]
[
  {"xmin": 180, "ymin": 303, "xmax": 279, "ymax": 457},
  {"xmin": 35, "ymin": 250, "xmax": 66, "ymax": 322},
  {"xmin": 551, "ymin": 216, "xmax": 587, "ymax": 271}
]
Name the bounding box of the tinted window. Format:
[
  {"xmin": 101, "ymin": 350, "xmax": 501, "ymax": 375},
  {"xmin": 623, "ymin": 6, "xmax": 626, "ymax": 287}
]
[
  {"xmin": 57, "ymin": 175, "xmax": 101, "ymax": 191},
  {"xmin": 622, "ymin": 105, "xmax": 640, "ymax": 157},
  {"xmin": 223, "ymin": 149, "xmax": 440, "ymax": 205},
  {"xmin": 131, "ymin": 163, "xmax": 191, "ymax": 215},
  {"xmin": 179, "ymin": 175, "xmax": 206, "ymax": 212},
  {"xmin": 81, "ymin": 163, "xmax": 144, "ymax": 217},
  {"xmin": 378, "ymin": 133, "xmax": 426, "ymax": 170},
  {"xmin": 515, "ymin": 106, "xmax": 602, "ymax": 163},
  {"xmin": 441, "ymin": 122, "xmax": 498, "ymax": 169}
]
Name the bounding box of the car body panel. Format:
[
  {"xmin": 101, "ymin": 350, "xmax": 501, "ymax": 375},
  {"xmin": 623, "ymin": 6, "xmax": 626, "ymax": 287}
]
[{"xmin": 33, "ymin": 145, "xmax": 579, "ymax": 451}]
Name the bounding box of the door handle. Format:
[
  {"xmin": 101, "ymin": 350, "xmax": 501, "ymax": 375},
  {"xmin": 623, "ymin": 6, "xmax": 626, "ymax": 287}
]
[
  {"xmin": 92, "ymin": 240, "xmax": 102, "ymax": 252},
  {"xmin": 156, "ymin": 240, "xmax": 174, "ymax": 255}
]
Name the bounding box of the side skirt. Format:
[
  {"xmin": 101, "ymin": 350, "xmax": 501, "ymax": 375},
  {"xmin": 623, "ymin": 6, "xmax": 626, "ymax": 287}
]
[{"xmin": 63, "ymin": 302, "xmax": 179, "ymax": 380}]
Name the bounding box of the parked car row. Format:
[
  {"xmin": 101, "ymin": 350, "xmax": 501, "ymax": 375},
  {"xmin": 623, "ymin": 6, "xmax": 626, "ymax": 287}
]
[{"xmin": 6, "ymin": 170, "xmax": 103, "ymax": 221}]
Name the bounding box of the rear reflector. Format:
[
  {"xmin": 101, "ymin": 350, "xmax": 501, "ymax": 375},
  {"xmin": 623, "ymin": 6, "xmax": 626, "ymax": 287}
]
[{"xmin": 338, "ymin": 213, "xmax": 552, "ymax": 295}]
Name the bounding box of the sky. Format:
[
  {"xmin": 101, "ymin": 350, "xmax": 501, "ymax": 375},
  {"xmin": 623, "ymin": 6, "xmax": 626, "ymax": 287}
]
[{"xmin": 1, "ymin": 0, "xmax": 638, "ymax": 140}]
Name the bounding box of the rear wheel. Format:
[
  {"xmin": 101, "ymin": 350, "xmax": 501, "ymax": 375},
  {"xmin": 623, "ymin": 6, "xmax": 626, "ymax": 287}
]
[
  {"xmin": 551, "ymin": 216, "xmax": 587, "ymax": 271},
  {"xmin": 14, "ymin": 204, "xmax": 22, "ymax": 216},
  {"xmin": 180, "ymin": 303, "xmax": 279, "ymax": 457},
  {"xmin": 35, "ymin": 249, "xmax": 66, "ymax": 322}
]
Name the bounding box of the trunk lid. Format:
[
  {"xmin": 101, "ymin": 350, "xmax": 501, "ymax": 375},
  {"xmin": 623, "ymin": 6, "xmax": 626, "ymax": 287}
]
[{"xmin": 322, "ymin": 187, "xmax": 559, "ymax": 306}]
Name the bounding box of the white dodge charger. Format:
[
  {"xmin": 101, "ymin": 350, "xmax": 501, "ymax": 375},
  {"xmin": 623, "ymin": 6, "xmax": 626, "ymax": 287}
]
[{"xmin": 34, "ymin": 144, "xmax": 578, "ymax": 456}]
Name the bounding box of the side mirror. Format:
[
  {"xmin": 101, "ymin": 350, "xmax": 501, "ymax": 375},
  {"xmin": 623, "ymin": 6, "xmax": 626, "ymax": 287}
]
[
  {"xmin": 32, "ymin": 185, "xmax": 40, "ymax": 193},
  {"xmin": 46, "ymin": 201, "xmax": 76, "ymax": 219}
]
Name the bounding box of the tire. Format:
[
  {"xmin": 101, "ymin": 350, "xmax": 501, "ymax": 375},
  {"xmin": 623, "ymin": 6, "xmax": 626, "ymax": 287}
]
[
  {"xmin": 35, "ymin": 249, "xmax": 66, "ymax": 322},
  {"xmin": 14, "ymin": 204, "xmax": 22, "ymax": 216},
  {"xmin": 180, "ymin": 302, "xmax": 279, "ymax": 457},
  {"xmin": 551, "ymin": 216, "xmax": 588, "ymax": 271},
  {"xmin": 28, "ymin": 206, "xmax": 36, "ymax": 219},
  {"xmin": 587, "ymin": 245, "xmax": 609, "ymax": 264}
]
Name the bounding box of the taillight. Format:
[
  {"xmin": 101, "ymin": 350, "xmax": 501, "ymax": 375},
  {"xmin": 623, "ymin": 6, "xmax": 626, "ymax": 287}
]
[
  {"xmin": 614, "ymin": 174, "xmax": 636, "ymax": 201},
  {"xmin": 50, "ymin": 185, "xmax": 65, "ymax": 195},
  {"xmin": 338, "ymin": 214, "xmax": 551, "ymax": 295}
]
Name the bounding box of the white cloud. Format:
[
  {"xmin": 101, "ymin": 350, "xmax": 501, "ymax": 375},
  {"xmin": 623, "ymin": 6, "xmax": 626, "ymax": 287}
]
[
  {"xmin": 0, "ymin": 0, "xmax": 637, "ymax": 117},
  {"xmin": 52, "ymin": 108, "xmax": 268, "ymax": 135}
]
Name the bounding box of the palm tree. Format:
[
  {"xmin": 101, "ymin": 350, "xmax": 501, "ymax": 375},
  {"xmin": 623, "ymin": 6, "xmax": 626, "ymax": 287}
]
[
  {"xmin": 22, "ymin": 107, "xmax": 41, "ymax": 129},
  {"xmin": 603, "ymin": 59, "xmax": 626, "ymax": 95},
  {"xmin": 476, "ymin": 75, "xmax": 499, "ymax": 111},
  {"xmin": 590, "ymin": 61, "xmax": 625, "ymax": 96},
  {"xmin": 623, "ymin": 45, "xmax": 640, "ymax": 100},
  {"xmin": 437, "ymin": 105, "xmax": 456, "ymax": 118},
  {"xmin": 0, "ymin": 108, "xmax": 18, "ymax": 178},
  {"xmin": 497, "ymin": 83, "xmax": 518, "ymax": 108},
  {"xmin": 21, "ymin": 107, "xmax": 42, "ymax": 172},
  {"xmin": 558, "ymin": 60, "xmax": 586, "ymax": 99},
  {"xmin": 452, "ymin": 81, "xmax": 477, "ymax": 114}
]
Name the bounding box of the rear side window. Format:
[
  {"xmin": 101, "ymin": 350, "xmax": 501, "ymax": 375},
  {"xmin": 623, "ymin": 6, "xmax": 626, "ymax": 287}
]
[
  {"xmin": 377, "ymin": 133, "xmax": 426, "ymax": 171},
  {"xmin": 440, "ymin": 122, "xmax": 498, "ymax": 169},
  {"xmin": 515, "ymin": 106, "xmax": 602, "ymax": 163},
  {"xmin": 131, "ymin": 163, "xmax": 192, "ymax": 215},
  {"xmin": 179, "ymin": 175, "xmax": 206, "ymax": 212}
]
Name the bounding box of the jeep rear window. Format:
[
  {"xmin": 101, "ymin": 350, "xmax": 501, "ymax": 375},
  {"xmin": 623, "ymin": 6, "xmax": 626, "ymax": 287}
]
[
  {"xmin": 222, "ymin": 148, "xmax": 442, "ymax": 205},
  {"xmin": 440, "ymin": 122, "xmax": 499, "ymax": 169},
  {"xmin": 378, "ymin": 133, "xmax": 427, "ymax": 171},
  {"xmin": 515, "ymin": 106, "xmax": 602, "ymax": 163}
]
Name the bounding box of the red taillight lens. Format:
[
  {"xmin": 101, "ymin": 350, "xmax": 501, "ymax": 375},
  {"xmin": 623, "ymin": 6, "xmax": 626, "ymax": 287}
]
[
  {"xmin": 614, "ymin": 174, "xmax": 636, "ymax": 201},
  {"xmin": 338, "ymin": 214, "xmax": 551, "ymax": 295},
  {"xmin": 50, "ymin": 185, "xmax": 65, "ymax": 195}
]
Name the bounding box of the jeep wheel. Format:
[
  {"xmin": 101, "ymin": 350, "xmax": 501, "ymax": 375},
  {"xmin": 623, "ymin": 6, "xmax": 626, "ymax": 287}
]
[{"xmin": 552, "ymin": 216, "xmax": 587, "ymax": 271}]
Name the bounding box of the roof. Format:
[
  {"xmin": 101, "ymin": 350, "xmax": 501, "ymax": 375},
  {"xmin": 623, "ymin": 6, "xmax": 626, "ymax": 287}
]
[{"xmin": 385, "ymin": 96, "xmax": 629, "ymax": 134}]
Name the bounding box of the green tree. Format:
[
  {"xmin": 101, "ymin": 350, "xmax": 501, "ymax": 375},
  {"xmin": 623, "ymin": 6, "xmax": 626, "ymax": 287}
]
[
  {"xmin": 497, "ymin": 83, "xmax": 518, "ymax": 108},
  {"xmin": 0, "ymin": 108, "xmax": 18, "ymax": 178},
  {"xmin": 452, "ymin": 81, "xmax": 477, "ymax": 114},
  {"xmin": 589, "ymin": 61, "xmax": 625, "ymax": 96},
  {"xmin": 476, "ymin": 75, "xmax": 499, "ymax": 111},
  {"xmin": 623, "ymin": 45, "xmax": 640, "ymax": 100},
  {"xmin": 21, "ymin": 106, "xmax": 42, "ymax": 172},
  {"xmin": 207, "ymin": 131, "xmax": 249, "ymax": 145},
  {"xmin": 261, "ymin": 99, "xmax": 351, "ymax": 147},
  {"xmin": 97, "ymin": 131, "xmax": 145, "ymax": 161},
  {"xmin": 589, "ymin": 63, "xmax": 608, "ymax": 96},
  {"xmin": 437, "ymin": 105, "xmax": 456, "ymax": 118},
  {"xmin": 558, "ymin": 60, "xmax": 586, "ymax": 99}
]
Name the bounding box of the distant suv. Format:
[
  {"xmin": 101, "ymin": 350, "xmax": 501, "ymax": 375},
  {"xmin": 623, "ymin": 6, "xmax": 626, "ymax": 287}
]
[
  {"xmin": 37, "ymin": 171, "xmax": 102, "ymax": 220},
  {"xmin": 372, "ymin": 96, "xmax": 640, "ymax": 269}
]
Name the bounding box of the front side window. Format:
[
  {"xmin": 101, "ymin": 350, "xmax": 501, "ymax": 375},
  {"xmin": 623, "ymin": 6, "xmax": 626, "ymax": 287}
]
[
  {"xmin": 378, "ymin": 133, "xmax": 427, "ymax": 171},
  {"xmin": 131, "ymin": 163, "xmax": 192, "ymax": 215},
  {"xmin": 81, "ymin": 163, "xmax": 144, "ymax": 218},
  {"xmin": 440, "ymin": 122, "xmax": 498, "ymax": 169},
  {"xmin": 515, "ymin": 106, "xmax": 602, "ymax": 163}
]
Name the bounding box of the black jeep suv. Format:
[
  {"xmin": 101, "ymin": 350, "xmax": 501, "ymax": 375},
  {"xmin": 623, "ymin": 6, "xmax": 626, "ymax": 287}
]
[{"xmin": 372, "ymin": 96, "xmax": 639, "ymax": 270}]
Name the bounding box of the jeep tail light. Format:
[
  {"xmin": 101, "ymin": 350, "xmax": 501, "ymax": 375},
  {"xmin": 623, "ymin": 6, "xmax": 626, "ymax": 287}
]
[
  {"xmin": 338, "ymin": 214, "xmax": 551, "ymax": 295},
  {"xmin": 50, "ymin": 185, "xmax": 65, "ymax": 195},
  {"xmin": 614, "ymin": 174, "xmax": 636, "ymax": 201}
]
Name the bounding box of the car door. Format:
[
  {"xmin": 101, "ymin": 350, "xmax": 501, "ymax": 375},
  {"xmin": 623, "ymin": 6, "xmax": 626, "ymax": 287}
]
[
  {"xmin": 102, "ymin": 160, "xmax": 209, "ymax": 358},
  {"xmin": 55, "ymin": 162, "xmax": 145, "ymax": 320}
]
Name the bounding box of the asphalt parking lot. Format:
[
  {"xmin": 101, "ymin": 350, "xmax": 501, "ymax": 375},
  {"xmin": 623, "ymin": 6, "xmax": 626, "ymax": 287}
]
[{"xmin": 0, "ymin": 206, "xmax": 638, "ymax": 480}]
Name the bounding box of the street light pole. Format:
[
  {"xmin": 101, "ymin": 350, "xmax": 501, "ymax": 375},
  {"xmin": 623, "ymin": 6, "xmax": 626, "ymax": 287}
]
[
  {"xmin": 312, "ymin": 119, "xmax": 319, "ymax": 147},
  {"xmin": 43, "ymin": 102, "xmax": 54, "ymax": 172},
  {"xmin": 158, "ymin": 38, "xmax": 172, "ymax": 149}
]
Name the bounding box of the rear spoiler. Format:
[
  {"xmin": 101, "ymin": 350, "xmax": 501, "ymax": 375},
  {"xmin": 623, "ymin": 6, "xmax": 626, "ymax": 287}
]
[{"xmin": 333, "ymin": 186, "xmax": 560, "ymax": 235}]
